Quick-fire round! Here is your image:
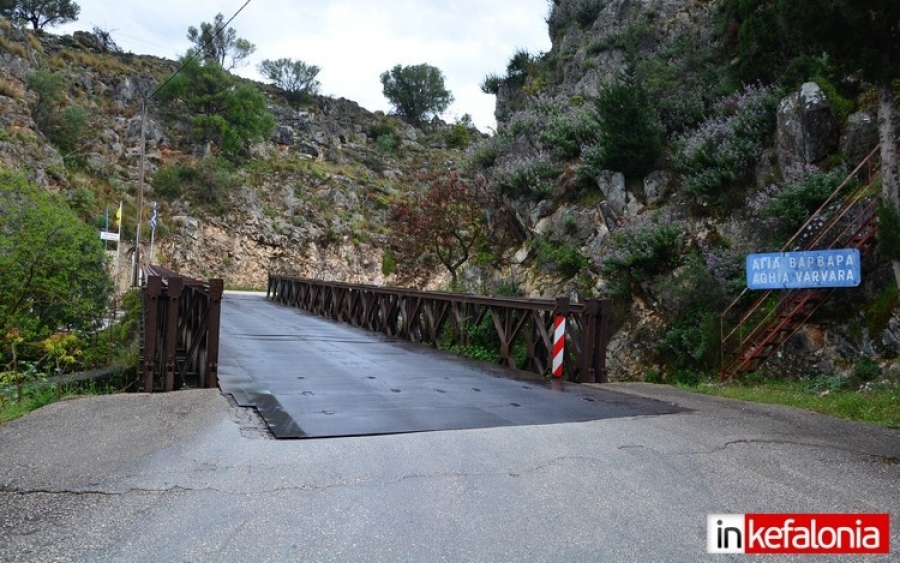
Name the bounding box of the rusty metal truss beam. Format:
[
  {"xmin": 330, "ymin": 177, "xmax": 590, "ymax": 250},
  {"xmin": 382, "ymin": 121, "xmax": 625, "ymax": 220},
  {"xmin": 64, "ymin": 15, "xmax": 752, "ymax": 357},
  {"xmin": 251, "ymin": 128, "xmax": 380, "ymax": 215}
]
[
  {"xmin": 267, "ymin": 276, "xmax": 611, "ymax": 384},
  {"xmin": 141, "ymin": 265, "xmax": 223, "ymax": 391}
]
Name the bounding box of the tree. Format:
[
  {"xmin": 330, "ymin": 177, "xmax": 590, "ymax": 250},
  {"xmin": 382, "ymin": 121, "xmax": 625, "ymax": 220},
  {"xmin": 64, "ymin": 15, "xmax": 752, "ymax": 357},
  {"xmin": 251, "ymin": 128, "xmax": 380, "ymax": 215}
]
[
  {"xmin": 388, "ymin": 172, "xmax": 490, "ymax": 286},
  {"xmin": 187, "ymin": 13, "xmax": 255, "ymax": 70},
  {"xmin": 157, "ymin": 56, "xmax": 274, "ymax": 160},
  {"xmin": 26, "ymin": 69, "xmax": 86, "ymax": 153},
  {"xmin": 1, "ymin": 0, "xmax": 79, "ymax": 30},
  {"xmin": 257, "ymin": 58, "xmax": 321, "ymax": 102},
  {"xmin": 0, "ymin": 171, "xmax": 111, "ymax": 358},
  {"xmin": 774, "ymin": 0, "xmax": 900, "ymax": 286},
  {"xmin": 380, "ymin": 63, "xmax": 454, "ymax": 124}
]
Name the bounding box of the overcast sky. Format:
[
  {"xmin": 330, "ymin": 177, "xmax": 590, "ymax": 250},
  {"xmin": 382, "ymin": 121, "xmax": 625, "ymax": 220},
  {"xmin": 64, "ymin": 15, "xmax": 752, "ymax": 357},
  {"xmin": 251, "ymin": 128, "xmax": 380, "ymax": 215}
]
[{"xmin": 56, "ymin": 0, "xmax": 552, "ymax": 131}]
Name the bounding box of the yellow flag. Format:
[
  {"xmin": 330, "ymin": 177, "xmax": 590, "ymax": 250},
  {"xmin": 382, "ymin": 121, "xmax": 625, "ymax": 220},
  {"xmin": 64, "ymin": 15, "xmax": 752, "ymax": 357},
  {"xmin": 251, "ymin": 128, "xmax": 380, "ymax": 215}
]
[{"xmin": 114, "ymin": 203, "xmax": 122, "ymax": 229}]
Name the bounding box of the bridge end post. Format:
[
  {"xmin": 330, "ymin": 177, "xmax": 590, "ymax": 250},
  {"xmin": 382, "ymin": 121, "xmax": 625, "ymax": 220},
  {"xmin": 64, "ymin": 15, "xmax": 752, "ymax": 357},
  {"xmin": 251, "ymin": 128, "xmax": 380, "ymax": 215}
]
[
  {"xmin": 164, "ymin": 277, "xmax": 183, "ymax": 392},
  {"xmin": 142, "ymin": 276, "xmax": 162, "ymax": 392},
  {"xmin": 205, "ymin": 279, "xmax": 223, "ymax": 389}
]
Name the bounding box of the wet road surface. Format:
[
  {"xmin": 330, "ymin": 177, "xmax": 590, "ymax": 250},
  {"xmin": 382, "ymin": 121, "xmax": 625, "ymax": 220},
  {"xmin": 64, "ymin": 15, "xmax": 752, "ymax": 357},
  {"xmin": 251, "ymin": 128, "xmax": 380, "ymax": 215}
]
[{"xmin": 218, "ymin": 293, "xmax": 683, "ymax": 438}]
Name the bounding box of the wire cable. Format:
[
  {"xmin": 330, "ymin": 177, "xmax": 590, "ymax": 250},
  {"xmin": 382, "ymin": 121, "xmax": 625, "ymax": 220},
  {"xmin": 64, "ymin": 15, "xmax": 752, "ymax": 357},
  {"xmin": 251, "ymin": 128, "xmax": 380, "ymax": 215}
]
[{"xmin": 150, "ymin": 0, "xmax": 254, "ymax": 100}]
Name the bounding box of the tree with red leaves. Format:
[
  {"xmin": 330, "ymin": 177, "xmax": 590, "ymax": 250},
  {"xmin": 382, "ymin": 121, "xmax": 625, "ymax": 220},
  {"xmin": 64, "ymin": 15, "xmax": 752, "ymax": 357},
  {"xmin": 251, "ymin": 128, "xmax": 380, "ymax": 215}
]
[{"xmin": 388, "ymin": 172, "xmax": 491, "ymax": 288}]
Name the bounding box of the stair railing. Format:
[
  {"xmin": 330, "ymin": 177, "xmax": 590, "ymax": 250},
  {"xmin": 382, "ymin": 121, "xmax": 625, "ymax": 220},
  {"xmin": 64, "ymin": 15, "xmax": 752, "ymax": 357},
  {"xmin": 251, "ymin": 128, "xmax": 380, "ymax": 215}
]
[{"xmin": 719, "ymin": 146, "xmax": 882, "ymax": 379}]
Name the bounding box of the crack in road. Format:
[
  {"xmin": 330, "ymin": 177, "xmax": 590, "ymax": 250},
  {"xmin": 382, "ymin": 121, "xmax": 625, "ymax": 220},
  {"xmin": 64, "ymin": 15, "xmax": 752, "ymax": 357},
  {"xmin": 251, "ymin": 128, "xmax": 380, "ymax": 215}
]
[{"xmin": 0, "ymin": 455, "xmax": 610, "ymax": 498}]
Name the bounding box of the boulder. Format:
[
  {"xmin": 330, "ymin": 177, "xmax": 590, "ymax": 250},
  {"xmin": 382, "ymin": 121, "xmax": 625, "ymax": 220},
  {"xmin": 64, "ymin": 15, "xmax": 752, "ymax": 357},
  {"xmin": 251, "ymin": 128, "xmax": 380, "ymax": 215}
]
[
  {"xmin": 596, "ymin": 170, "xmax": 642, "ymax": 223},
  {"xmin": 841, "ymin": 111, "xmax": 878, "ymax": 166},
  {"xmin": 272, "ymin": 125, "xmax": 294, "ymax": 146},
  {"xmin": 776, "ymin": 82, "xmax": 839, "ymax": 169},
  {"xmin": 643, "ymin": 170, "xmax": 672, "ymax": 206}
]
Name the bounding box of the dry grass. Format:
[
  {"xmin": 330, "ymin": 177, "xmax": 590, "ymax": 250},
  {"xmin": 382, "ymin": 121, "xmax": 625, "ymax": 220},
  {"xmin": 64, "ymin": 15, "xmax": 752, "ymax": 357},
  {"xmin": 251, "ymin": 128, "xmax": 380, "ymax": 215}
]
[
  {"xmin": 52, "ymin": 50, "xmax": 129, "ymax": 74},
  {"xmin": 25, "ymin": 31, "xmax": 42, "ymax": 52},
  {"xmin": 0, "ymin": 76, "xmax": 23, "ymax": 99},
  {"xmin": 0, "ymin": 35, "xmax": 28, "ymax": 58}
]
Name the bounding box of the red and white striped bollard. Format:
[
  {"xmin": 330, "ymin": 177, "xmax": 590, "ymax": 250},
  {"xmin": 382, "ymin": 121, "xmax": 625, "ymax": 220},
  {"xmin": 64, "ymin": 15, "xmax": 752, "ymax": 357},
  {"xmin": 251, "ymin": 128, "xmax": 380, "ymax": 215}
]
[{"xmin": 552, "ymin": 315, "xmax": 565, "ymax": 378}]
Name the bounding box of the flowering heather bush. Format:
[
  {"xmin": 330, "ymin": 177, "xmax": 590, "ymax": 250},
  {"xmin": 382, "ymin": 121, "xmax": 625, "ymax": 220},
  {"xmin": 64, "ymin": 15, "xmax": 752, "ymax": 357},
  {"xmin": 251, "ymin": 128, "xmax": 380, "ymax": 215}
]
[
  {"xmin": 673, "ymin": 84, "xmax": 778, "ymax": 207},
  {"xmin": 596, "ymin": 212, "xmax": 683, "ymax": 299},
  {"xmin": 698, "ymin": 243, "xmax": 745, "ymax": 301},
  {"xmin": 537, "ymin": 104, "xmax": 600, "ymax": 160},
  {"xmin": 493, "ymin": 155, "xmax": 559, "ymax": 199}
]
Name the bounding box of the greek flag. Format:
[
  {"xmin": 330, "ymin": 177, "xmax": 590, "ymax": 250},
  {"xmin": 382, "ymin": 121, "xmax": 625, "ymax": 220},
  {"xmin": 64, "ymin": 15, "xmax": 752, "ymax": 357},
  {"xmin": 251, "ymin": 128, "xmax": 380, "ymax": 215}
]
[{"xmin": 150, "ymin": 203, "xmax": 157, "ymax": 232}]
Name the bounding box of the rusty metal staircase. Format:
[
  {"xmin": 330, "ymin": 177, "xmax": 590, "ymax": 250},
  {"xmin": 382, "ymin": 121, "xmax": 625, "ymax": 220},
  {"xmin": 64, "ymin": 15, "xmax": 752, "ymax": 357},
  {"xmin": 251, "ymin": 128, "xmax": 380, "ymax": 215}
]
[{"xmin": 719, "ymin": 147, "xmax": 882, "ymax": 380}]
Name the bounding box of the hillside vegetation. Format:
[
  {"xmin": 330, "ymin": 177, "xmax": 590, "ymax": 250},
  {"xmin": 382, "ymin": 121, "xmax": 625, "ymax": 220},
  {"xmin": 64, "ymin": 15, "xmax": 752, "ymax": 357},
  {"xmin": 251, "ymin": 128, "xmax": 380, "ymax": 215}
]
[{"xmin": 1, "ymin": 1, "xmax": 900, "ymax": 396}]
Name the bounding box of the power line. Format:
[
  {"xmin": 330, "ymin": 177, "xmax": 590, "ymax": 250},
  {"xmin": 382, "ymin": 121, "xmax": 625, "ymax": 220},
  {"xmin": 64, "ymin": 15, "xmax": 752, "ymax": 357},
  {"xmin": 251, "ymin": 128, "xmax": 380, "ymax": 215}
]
[
  {"xmin": 151, "ymin": 0, "xmax": 255, "ymax": 99},
  {"xmin": 133, "ymin": 0, "xmax": 254, "ymax": 282}
]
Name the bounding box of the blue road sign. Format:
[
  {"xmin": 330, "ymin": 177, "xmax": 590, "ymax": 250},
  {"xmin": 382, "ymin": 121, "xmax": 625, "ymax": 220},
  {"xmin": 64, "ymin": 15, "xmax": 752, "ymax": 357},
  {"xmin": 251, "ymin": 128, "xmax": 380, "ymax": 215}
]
[{"xmin": 746, "ymin": 249, "xmax": 861, "ymax": 290}]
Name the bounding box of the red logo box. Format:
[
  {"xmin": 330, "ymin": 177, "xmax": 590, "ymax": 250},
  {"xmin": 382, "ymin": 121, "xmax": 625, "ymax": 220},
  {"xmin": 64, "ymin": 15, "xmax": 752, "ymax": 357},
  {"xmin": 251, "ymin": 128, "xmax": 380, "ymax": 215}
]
[{"xmin": 708, "ymin": 513, "xmax": 891, "ymax": 555}]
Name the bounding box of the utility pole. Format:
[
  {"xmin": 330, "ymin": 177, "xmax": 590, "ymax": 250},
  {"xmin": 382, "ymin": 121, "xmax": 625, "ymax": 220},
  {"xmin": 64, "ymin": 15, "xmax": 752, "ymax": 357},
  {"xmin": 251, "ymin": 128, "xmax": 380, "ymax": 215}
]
[{"xmin": 133, "ymin": 98, "xmax": 147, "ymax": 287}]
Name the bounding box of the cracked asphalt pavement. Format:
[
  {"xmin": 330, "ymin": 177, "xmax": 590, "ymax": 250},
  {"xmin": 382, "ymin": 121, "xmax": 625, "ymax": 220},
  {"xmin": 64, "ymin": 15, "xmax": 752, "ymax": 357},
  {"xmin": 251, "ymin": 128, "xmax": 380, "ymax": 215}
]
[{"xmin": 1, "ymin": 384, "xmax": 898, "ymax": 562}]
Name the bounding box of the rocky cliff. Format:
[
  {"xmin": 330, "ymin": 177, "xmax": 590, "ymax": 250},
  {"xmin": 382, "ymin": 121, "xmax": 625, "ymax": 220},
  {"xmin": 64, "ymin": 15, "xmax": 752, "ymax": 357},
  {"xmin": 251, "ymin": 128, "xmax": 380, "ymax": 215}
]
[
  {"xmin": 2, "ymin": 3, "xmax": 898, "ymax": 384},
  {"xmin": 0, "ymin": 21, "xmax": 469, "ymax": 289},
  {"xmin": 475, "ymin": 0, "xmax": 899, "ymax": 382}
]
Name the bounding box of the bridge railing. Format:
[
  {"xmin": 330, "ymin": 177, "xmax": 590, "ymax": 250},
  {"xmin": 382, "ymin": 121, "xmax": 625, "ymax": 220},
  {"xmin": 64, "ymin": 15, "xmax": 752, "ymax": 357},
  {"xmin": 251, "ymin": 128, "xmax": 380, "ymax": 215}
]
[
  {"xmin": 141, "ymin": 265, "xmax": 223, "ymax": 392},
  {"xmin": 267, "ymin": 275, "xmax": 611, "ymax": 383}
]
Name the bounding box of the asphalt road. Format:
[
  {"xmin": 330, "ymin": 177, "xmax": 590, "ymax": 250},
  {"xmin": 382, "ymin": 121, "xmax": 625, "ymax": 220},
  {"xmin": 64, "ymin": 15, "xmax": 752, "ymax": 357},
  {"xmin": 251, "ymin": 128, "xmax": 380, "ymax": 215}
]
[{"xmin": 1, "ymin": 382, "xmax": 898, "ymax": 562}]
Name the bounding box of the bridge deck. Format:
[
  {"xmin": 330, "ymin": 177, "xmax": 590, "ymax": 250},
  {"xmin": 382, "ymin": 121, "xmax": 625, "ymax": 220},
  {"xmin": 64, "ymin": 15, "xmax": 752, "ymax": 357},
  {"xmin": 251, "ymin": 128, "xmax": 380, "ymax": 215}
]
[{"xmin": 219, "ymin": 293, "xmax": 683, "ymax": 438}]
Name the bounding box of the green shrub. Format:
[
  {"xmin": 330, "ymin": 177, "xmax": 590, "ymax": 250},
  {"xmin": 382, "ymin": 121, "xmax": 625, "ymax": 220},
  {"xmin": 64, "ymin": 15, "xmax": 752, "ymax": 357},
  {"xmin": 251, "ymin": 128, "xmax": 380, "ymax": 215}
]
[
  {"xmin": 649, "ymin": 249, "xmax": 741, "ymax": 373},
  {"xmin": 156, "ymin": 57, "xmax": 274, "ymax": 160},
  {"xmin": 571, "ymin": 0, "xmax": 606, "ymax": 29},
  {"xmin": 759, "ymin": 167, "xmax": 846, "ymax": 236},
  {"xmin": 480, "ymin": 73, "xmax": 503, "ymax": 95},
  {"xmin": 814, "ymin": 76, "xmax": 855, "ymax": 123},
  {"xmin": 151, "ymin": 157, "xmax": 239, "ymax": 208},
  {"xmin": 579, "ymin": 79, "xmax": 663, "ymax": 180},
  {"xmin": 381, "ymin": 249, "xmax": 396, "ymax": 277},
  {"xmin": 0, "ymin": 172, "xmax": 112, "ymax": 371},
  {"xmin": 470, "ymin": 140, "xmax": 502, "ymax": 169},
  {"xmin": 598, "ymin": 212, "xmax": 683, "ymax": 299},
  {"xmin": 493, "ymin": 277, "xmax": 524, "ymax": 298},
  {"xmin": 655, "ymin": 312, "xmax": 720, "ymax": 372},
  {"xmin": 447, "ymin": 316, "xmax": 501, "ymax": 363},
  {"xmin": 533, "ymin": 239, "xmax": 589, "ymax": 279},
  {"xmin": 671, "ymin": 369, "xmax": 702, "ymax": 387},
  {"xmin": 152, "ymin": 163, "xmax": 191, "ymax": 199},
  {"xmin": 375, "ymin": 134, "xmax": 397, "ymax": 154},
  {"xmin": 26, "ymin": 70, "xmax": 87, "ymax": 153},
  {"xmin": 444, "ymin": 123, "xmax": 474, "ymax": 149},
  {"xmin": 852, "ymin": 356, "xmax": 881, "ymax": 384}
]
